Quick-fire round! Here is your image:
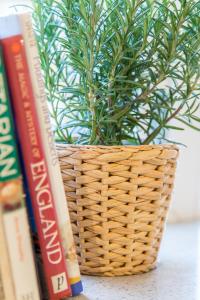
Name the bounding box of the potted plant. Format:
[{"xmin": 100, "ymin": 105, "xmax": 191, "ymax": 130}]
[{"xmin": 33, "ymin": 0, "xmax": 200, "ymax": 276}]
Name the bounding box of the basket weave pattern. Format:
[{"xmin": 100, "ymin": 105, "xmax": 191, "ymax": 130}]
[{"xmin": 57, "ymin": 144, "xmax": 178, "ymax": 276}]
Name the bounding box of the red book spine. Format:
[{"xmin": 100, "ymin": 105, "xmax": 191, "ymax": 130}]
[{"xmin": 0, "ymin": 35, "xmax": 71, "ymax": 300}]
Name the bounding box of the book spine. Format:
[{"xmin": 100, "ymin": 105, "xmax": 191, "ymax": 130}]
[
  {"xmin": 0, "ymin": 268, "xmax": 5, "ymax": 300},
  {"xmin": 0, "ymin": 46, "xmax": 40, "ymax": 300},
  {"xmin": 0, "ymin": 207, "xmax": 15, "ymax": 300},
  {"xmin": 0, "ymin": 16, "xmax": 71, "ymax": 300},
  {"xmin": 19, "ymin": 13, "xmax": 83, "ymax": 296}
]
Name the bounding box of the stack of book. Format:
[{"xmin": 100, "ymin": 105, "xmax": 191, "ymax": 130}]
[{"xmin": 0, "ymin": 12, "xmax": 83, "ymax": 300}]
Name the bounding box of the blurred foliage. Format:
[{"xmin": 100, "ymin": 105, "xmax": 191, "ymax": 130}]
[{"xmin": 33, "ymin": 0, "xmax": 200, "ymax": 145}]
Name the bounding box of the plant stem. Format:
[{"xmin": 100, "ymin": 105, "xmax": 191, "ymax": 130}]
[{"xmin": 142, "ymin": 87, "xmax": 194, "ymax": 145}]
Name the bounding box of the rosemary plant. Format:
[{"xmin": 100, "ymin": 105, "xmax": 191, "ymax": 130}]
[{"xmin": 33, "ymin": 0, "xmax": 200, "ymax": 145}]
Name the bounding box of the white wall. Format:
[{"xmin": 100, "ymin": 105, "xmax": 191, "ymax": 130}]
[
  {"xmin": 0, "ymin": 0, "xmax": 31, "ymax": 14},
  {"xmin": 168, "ymin": 125, "xmax": 200, "ymax": 223}
]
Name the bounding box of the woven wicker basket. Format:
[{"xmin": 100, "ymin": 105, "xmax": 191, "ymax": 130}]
[{"xmin": 57, "ymin": 144, "xmax": 179, "ymax": 276}]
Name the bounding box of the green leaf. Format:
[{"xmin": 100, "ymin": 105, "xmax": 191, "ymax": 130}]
[
  {"xmin": 165, "ymin": 125, "xmax": 184, "ymax": 131},
  {"xmin": 176, "ymin": 117, "xmax": 200, "ymax": 131}
]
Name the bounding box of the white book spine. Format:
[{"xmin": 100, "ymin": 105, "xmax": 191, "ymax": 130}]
[
  {"xmin": 3, "ymin": 207, "xmax": 40, "ymax": 300},
  {"xmin": 0, "ymin": 207, "xmax": 16, "ymax": 300},
  {"xmin": 19, "ymin": 13, "xmax": 81, "ymax": 284}
]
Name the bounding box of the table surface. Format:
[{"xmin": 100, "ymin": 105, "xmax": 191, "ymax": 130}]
[{"xmin": 70, "ymin": 222, "xmax": 200, "ymax": 300}]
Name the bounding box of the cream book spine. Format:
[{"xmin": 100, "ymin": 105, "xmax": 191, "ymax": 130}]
[
  {"xmin": 0, "ymin": 207, "xmax": 15, "ymax": 300},
  {"xmin": 0, "ymin": 267, "xmax": 5, "ymax": 300},
  {"xmin": 19, "ymin": 13, "xmax": 83, "ymax": 296}
]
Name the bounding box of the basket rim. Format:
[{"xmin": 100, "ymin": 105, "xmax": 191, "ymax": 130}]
[{"xmin": 56, "ymin": 143, "xmax": 179, "ymax": 151}]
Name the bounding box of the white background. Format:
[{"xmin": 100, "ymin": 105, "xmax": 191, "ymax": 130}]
[{"xmin": 1, "ymin": 0, "xmax": 200, "ymax": 223}]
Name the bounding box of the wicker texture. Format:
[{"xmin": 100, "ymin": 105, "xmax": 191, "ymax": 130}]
[{"xmin": 57, "ymin": 144, "xmax": 179, "ymax": 276}]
